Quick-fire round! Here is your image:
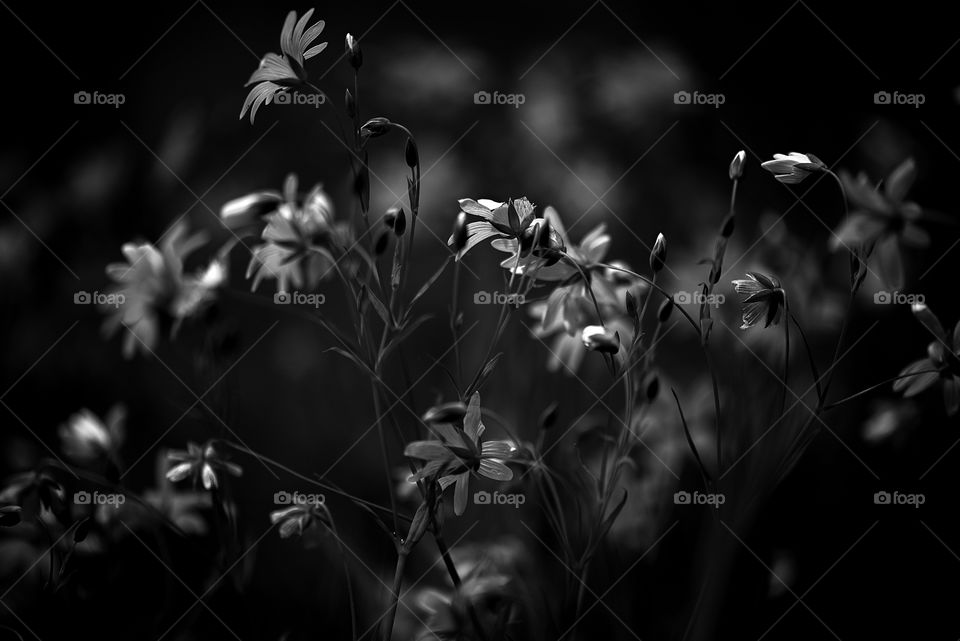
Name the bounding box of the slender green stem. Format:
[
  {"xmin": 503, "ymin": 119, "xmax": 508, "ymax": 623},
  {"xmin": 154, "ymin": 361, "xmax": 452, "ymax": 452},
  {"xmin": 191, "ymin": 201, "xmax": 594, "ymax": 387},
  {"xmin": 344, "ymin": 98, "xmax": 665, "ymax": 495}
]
[
  {"xmin": 381, "ymin": 550, "xmax": 408, "ymax": 641},
  {"xmin": 780, "ymin": 300, "xmax": 790, "ymax": 418},
  {"xmin": 823, "ymin": 369, "xmax": 942, "ymax": 411},
  {"xmin": 790, "ymin": 312, "xmax": 822, "ymax": 402}
]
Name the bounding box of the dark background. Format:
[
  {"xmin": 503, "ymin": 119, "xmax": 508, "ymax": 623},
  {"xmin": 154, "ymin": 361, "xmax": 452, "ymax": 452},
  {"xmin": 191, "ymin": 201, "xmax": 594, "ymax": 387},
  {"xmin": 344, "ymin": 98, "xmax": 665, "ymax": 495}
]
[{"xmin": 2, "ymin": 1, "xmax": 959, "ymax": 639}]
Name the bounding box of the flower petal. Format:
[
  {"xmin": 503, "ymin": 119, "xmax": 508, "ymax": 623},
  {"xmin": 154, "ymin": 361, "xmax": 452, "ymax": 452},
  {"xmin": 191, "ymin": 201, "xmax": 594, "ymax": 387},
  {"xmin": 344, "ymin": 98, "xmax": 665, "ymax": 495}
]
[
  {"xmin": 453, "ymin": 473, "xmax": 469, "ymax": 516},
  {"xmin": 479, "ymin": 459, "xmax": 513, "ymax": 482},
  {"xmin": 463, "ymin": 392, "xmax": 482, "ymax": 441},
  {"xmin": 894, "ymin": 358, "xmax": 940, "ymax": 396}
]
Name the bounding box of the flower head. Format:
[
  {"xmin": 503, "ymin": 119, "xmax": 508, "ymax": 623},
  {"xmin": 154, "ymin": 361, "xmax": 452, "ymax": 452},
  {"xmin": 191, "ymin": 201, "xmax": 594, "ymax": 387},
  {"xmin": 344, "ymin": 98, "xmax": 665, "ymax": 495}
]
[
  {"xmin": 732, "ymin": 272, "xmax": 786, "ymax": 329},
  {"xmin": 404, "ymin": 392, "xmax": 514, "ymax": 516},
  {"xmin": 448, "ymin": 197, "xmax": 565, "ymax": 268},
  {"xmin": 832, "ymin": 158, "xmax": 928, "ymax": 289},
  {"xmin": 240, "ymin": 9, "xmax": 327, "ymax": 123},
  {"xmin": 102, "ymin": 222, "xmax": 224, "ymax": 358},
  {"xmin": 761, "ymin": 152, "xmax": 825, "ymax": 184},
  {"xmin": 893, "ymin": 303, "xmax": 960, "ymax": 415},
  {"xmin": 166, "ymin": 442, "xmax": 242, "ymax": 491},
  {"xmin": 270, "ymin": 499, "xmax": 332, "ymax": 539},
  {"xmin": 59, "ymin": 405, "xmax": 125, "ymax": 464}
]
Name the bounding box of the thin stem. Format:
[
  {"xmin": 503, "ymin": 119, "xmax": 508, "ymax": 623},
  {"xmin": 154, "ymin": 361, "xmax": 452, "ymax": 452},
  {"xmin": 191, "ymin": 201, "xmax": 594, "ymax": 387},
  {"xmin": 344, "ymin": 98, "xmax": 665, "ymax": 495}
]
[
  {"xmin": 780, "ymin": 301, "xmax": 790, "ymax": 418},
  {"xmin": 823, "ymin": 369, "xmax": 942, "ymax": 411},
  {"xmin": 381, "ymin": 550, "xmax": 408, "ymax": 641},
  {"xmin": 790, "ymin": 312, "xmax": 822, "ymax": 402}
]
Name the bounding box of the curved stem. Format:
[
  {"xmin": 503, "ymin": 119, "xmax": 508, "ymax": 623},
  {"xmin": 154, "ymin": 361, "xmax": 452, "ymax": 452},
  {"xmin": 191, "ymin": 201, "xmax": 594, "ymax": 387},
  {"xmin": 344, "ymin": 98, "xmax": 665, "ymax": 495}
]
[
  {"xmin": 597, "ymin": 263, "xmax": 700, "ymax": 336},
  {"xmin": 823, "ymin": 369, "xmax": 943, "ymax": 411}
]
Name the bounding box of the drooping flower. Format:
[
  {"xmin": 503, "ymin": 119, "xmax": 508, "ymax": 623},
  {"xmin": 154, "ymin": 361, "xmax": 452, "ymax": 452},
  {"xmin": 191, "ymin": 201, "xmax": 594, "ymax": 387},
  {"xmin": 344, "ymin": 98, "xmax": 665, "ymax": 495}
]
[
  {"xmin": 240, "ymin": 9, "xmax": 328, "ymax": 123},
  {"xmin": 832, "ymin": 158, "xmax": 929, "ymax": 289},
  {"xmin": 231, "ymin": 174, "xmax": 350, "ymax": 292},
  {"xmin": 58, "ymin": 405, "xmax": 125, "ymax": 464},
  {"xmin": 166, "ymin": 442, "xmax": 242, "ymax": 491},
  {"xmin": 732, "ymin": 272, "xmax": 786, "ymax": 329},
  {"xmin": 760, "ymin": 152, "xmax": 826, "ymax": 184},
  {"xmin": 102, "ymin": 222, "xmax": 225, "ymax": 358},
  {"xmin": 448, "ymin": 197, "xmax": 565, "ymax": 267},
  {"xmin": 893, "ymin": 303, "xmax": 960, "ymax": 415},
  {"xmin": 404, "ymin": 392, "xmax": 514, "ymax": 516},
  {"xmin": 270, "ymin": 500, "xmax": 332, "ymax": 539}
]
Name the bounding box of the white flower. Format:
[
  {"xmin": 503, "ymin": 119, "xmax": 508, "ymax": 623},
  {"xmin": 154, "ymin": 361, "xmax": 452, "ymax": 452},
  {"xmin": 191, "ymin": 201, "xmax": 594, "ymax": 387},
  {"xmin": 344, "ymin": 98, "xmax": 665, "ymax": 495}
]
[
  {"xmin": 59, "ymin": 406, "xmax": 125, "ymax": 463},
  {"xmin": 760, "ymin": 152, "xmax": 825, "ymax": 184}
]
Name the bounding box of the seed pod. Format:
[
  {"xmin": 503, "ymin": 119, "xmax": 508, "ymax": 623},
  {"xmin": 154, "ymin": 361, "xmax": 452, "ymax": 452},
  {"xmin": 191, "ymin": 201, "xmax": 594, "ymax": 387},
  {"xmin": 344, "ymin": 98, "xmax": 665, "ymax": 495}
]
[
  {"xmin": 658, "ymin": 298, "xmax": 673, "ymax": 323},
  {"xmin": 452, "ymin": 212, "xmax": 469, "ymax": 252},
  {"xmin": 729, "ymin": 150, "xmax": 746, "ymax": 180},
  {"xmin": 345, "ymin": 33, "xmax": 362, "ymax": 69},
  {"xmin": 404, "ymin": 137, "xmax": 419, "ymax": 169},
  {"xmin": 345, "ymin": 88, "xmax": 356, "ymax": 119},
  {"xmin": 650, "ymin": 233, "xmax": 667, "ymax": 273}
]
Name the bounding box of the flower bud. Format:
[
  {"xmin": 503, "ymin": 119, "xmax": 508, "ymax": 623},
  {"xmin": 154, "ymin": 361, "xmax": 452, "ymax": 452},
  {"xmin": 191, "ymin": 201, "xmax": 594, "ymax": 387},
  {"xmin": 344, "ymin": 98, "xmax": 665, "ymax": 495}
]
[
  {"xmin": 404, "ymin": 137, "xmax": 419, "ymax": 169},
  {"xmin": 383, "ymin": 207, "xmax": 398, "ymax": 228},
  {"xmin": 645, "ymin": 373, "xmax": 659, "ymax": 401},
  {"xmin": 393, "ymin": 208, "xmax": 407, "ymax": 237},
  {"xmin": 650, "ymin": 233, "xmax": 667, "ymax": 273},
  {"xmin": 657, "ymin": 298, "xmax": 673, "ymax": 323},
  {"xmin": 729, "ymin": 150, "xmax": 746, "ymax": 180},
  {"xmin": 452, "ymin": 212, "xmax": 469, "ymax": 252},
  {"xmin": 345, "ymin": 33, "xmax": 362, "ymax": 69},
  {"xmin": 581, "ymin": 325, "xmax": 620, "ymax": 354},
  {"xmin": 360, "ymin": 117, "xmax": 391, "ymax": 139},
  {"xmin": 422, "ymin": 401, "xmax": 467, "ymax": 424}
]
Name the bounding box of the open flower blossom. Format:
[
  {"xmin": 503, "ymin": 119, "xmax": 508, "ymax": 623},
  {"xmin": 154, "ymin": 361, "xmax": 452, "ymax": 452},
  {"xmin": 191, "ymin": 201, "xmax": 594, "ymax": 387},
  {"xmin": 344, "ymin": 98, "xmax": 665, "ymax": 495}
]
[
  {"xmin": 732, "ymin": 272, "xmax": 786, "ymax": 329},
  {"xmin": 404, "ymin": 392, "xmax": 515, "ymax": 516},
  {"xmin": 893, "ymin": 303, "xmax": 960, "ymax": 415},
  {"xmin": 832, "ymin": 158, "xmax": 929, "ymax": 289},
  {"xmin": 581, "ymin": 325, "xmax": 620, "ymax": 353},
  {"xmin": 229, "ymin": 173, "xmax": 350, "ymax": 292},
  {"xmin": 166, "ymin": 442, "xmax": 242, "ymax": 491},
  {"xmin": 240, "ymin": 9, "xmax": 327, "ymax": 123},
  {"xmin": 59, "ymin": 405, "xmax": 125, "ymax": 464},
  {"xmin": 448, "ymin": 197, "xmax": 565, "ymax": 266},
  {"xmin": 760, "ymin": 152, "xmax": 826, "ymax": 184},
  {"xmin": 270, "ymin": 499, "xmax": 332, "ymax": 539},
  {"xmin": 102, "ymin": 222, "xmax": 225, "ymax": 359}
]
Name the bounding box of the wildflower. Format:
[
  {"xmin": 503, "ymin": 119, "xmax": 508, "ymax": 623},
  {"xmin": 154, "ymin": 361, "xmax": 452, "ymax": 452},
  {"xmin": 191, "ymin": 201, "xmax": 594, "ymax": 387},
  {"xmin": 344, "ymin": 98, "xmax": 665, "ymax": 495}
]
[
  {"xmin": 240, "ymin": 9, "xmax": 327, "ymax": 123},
  {"xmin": 58, "ymin": 405, "xmax": 125, "ymax": 464},
  {"xmin": 237, "ymin": 174, "xmax": 350, "ymax": 292},
  {"xmin": 404, "ymin": 392, "xmax": 514, "ymax": 516},
  {"xmin": 448, "ymin": 197, "xmax": 564, "ymax": 266},
  {"xmin": 344, "ymin": 33, "xmax": 362, "ymax": 68},
  {"xmin": 270, "ymin": 500, "xmax": 332, "ymax": 539},
  {"xmin": 102, "ymin": 222, "xmax": 224, "ymax": 359},
  {"xmin": 649, "ymin": 232, "xmax": 667, "ymax": 273},
  {"xmin": 732, "ymin": 272, "xmax": 786, "ymax": 329},
  {"xmin": 166, "ymin": 442, "xmax": 242, "ymax": 490},
  {"xmin": 760, "ymin": 152, "xmax": 826, "ymax": 184},
  {"xmin": 497, "ymin": 205, "xmax": 607, "ymax": 282},
  {"xmin": 893, "ymin": 303, "xmax": 960, "ymax": 415},
  {"xmin": 832, "ymin": 158, "xmax": 929, "ymax": 289},
  {"xmin": 729, "ymin": 150, "xmax": 746, "ymax": 180}
]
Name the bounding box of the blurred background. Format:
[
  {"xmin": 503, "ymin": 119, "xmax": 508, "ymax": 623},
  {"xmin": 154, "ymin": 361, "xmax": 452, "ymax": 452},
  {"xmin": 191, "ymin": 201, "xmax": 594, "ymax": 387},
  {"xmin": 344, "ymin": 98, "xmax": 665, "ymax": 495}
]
[{"xmin": 1, "ymin": 0, "xmax": 959, "ymax": 638}]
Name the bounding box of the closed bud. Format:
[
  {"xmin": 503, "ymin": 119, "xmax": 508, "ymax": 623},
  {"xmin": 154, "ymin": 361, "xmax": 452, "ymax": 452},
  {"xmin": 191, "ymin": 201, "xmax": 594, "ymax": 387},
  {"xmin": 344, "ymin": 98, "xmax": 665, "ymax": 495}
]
[
  {"xmin": 360, "ymin": 117, "xmax": 391, "ymax": 139},
  {"xmin": 729, "ymin": 150, "xmax": 746, "ymax": 180},
  {"xmin": 374, "ymin": 230, "xmax": 390, "ymax": 255},
  {"xmin": 582, "ymin": 326, "xmax": 620, "ymax": 354},
  {"xmin": 393, "ymin": 208, "xmax": 407, "ymax": 237},
  {"xmin": 404, "ymin": 137, "xmax": 419, "ymax": 168},
  {"xmin": 721, "ymin": 214, "xmax": 735, "ymax": 238},
  {"xmin": 645, "ymin": 373, "xmax": 660, "ymax": 401},
  {"xmin": 345, "ymin": 88, "xmax": 356, "ymax": 119},
  {"xmin": 625, "ymin": 291, "xmax": 638, "ymax": 319},
  {"xmin": 650, "ymin": 233, "xmax": 667, "ymax": 273},
  {"xmin": 345, "ymin": 33, "xmax": 362, "ymax": 69},
  {"xmin": 383, "ymin": 206, "xmax": 400, "ymax": 228},
  {"xmin": 658, "ymin": 298, "xmax": 673, "ymax": 323},
  {"xmin": 452, "ymin": 212, "xmax": 469, "ymax": 252}
]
